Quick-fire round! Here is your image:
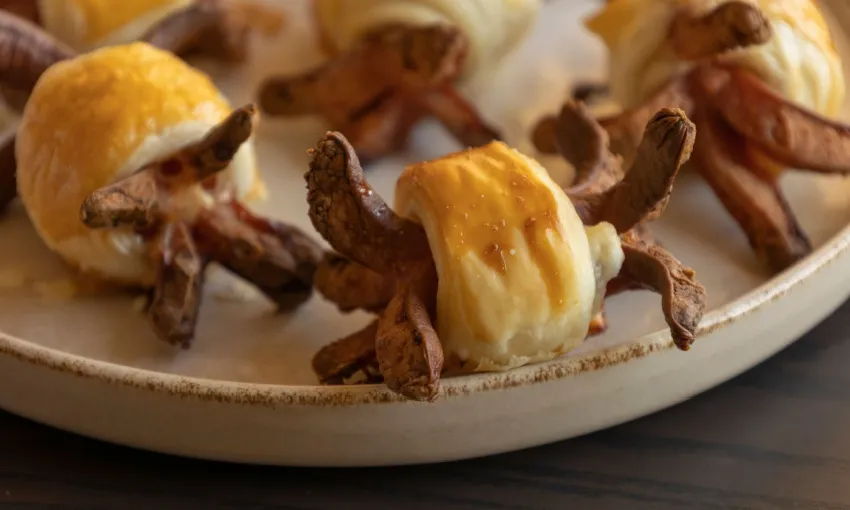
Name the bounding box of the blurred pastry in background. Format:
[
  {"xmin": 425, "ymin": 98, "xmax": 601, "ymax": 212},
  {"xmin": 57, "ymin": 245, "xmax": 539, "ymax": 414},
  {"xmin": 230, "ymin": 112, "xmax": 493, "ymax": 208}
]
[
  {"xmin": 534, "ymin": 0, "xmax": 850, "ymax": 274},
  {"xmin": 305, "ymin": 107, "xmax": 705, "ymax": 401},
  {"xmin": 257, "ymin": 0, "xmax": 542, "ymax": 163}
]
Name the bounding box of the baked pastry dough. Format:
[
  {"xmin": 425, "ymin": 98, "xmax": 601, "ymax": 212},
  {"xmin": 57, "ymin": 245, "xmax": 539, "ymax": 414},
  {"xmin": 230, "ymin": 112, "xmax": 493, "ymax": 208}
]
[
  {"xmin": 38, "ymin": 0, "xmax": 193, "ymax": 52},
  {"xmin": 307, "ymin": 104, "xmax": 705, "ymax": 400},
  {"xmin": 314, "ymin": 0, "xmax": 542, "ymax": 79},
  {"xmin": 530, "ymin": 0, "xmax": 850, "ymax": 274},
  {"xmin": 587, "ymin": 0, "xmax": 845, "ymax": 116},
  {"xmin": 307, "ymin": 108, "xmax": 704, "ymax": 400},
  {"xmin": 16, "ymin": 42, "xmax": 263, "ymax": 286},
  {"xmin": 395, "ymin": 142, "xmax": 623, "ymax": 370}
]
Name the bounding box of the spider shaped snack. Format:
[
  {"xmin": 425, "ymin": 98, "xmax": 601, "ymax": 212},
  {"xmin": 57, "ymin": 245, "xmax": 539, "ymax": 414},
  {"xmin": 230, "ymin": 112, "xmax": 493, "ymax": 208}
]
[
  {"xmin": 257, "ymin": 0, "xmax": 541, "ymax": 163},
  {"xmin": 0, "ymin": 0, "xmax": 283, "ymax": 64},
  {"xmin": 9, "ymin": 37, "xmax": 322, "ymax": 346},
  {"xmin": 534, "ymin": 0, "xmax": 850, "ymax": 274},
  {"xmin": 0, "ymin": 0, "xmax": 284, "ymax": 211},
  {"xmin": 304, "ymin": 107, "xmax": 707, "ymax": 401},
  {"xmin": 0, "ymin": 0, "xmax": 284, "ymax": 123}
]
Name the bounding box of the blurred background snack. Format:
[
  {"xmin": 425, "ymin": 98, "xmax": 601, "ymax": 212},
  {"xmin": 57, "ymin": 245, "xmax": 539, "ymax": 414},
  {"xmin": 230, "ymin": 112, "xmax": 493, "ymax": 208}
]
[
  {"xmin": 534, "ymin": 0, "xmax": 850, "ymax": 274},
  {"xmin": 257, "ymin": 0, "xmax": 542, "ymax": 162}
]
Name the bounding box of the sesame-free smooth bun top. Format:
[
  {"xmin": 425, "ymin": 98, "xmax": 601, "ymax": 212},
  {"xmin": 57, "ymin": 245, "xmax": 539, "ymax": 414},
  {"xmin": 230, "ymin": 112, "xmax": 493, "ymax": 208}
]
[
  {"xmin": 587, "ymin": 0, "xmax": 846, "ymax": 116},
  {"xmin": 38, "ymin": 0, "xmax": 193, "ymax": 51},
  {"xmin": 314, "ymin": 0, "xmax": 541, "ymax": 80},
  {"xmin": 395, "ymin": 142, "xmax": 624, "ymax": 371},
  {"xmin": 16, "ymin": 42, "xmax": 263, "ymax": 286}
]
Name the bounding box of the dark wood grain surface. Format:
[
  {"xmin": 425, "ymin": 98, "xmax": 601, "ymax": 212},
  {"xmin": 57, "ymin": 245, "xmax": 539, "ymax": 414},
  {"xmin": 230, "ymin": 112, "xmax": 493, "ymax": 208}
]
[{"xmin": 3, "ymin": 301, "xmax": 850, "ymax": 509}]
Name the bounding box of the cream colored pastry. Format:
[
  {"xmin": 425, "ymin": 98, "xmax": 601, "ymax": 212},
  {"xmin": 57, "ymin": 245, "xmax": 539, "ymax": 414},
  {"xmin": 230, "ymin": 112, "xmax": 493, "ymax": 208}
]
[
  {"xmin": 37, "ymin": 0, "xmax": 193, "ymax": 52},
  {"xmin": 16, "ymin": 42, "xmax": 265, "ymax": 287},
  {"xmin": 395, "ymin": 142, "xmax": 624, "ymax": 372},
  {"xmin": 314, "ymin": 0, "xmax": 542, "ymax": 80},
  {"xmin": 587, "ymin": 0, "xmax": 846, "ymax": 116}
]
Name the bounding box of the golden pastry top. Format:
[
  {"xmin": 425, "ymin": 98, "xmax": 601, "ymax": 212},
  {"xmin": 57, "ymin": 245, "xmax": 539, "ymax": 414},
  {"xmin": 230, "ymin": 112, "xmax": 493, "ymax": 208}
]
[
  {"xmin": 38, "ymin": 0, "xmax": 193, "ymax": 50},
  {"xmin": 395, "ymin": 142, "xmax": 623, "ymax": 371},
  {"xmin": 589, "ymin": 0, "xmax": 835, "ymax": 54},
  {"xmin": 314, "ymin": 0, "xmax": 541, "ymax": 80},
  {"xmin": 586, "ymin": 0, "xmax": 846, "ymax": 116},
  {"xmin": 397, "ymin": 142, "xmax": 569, "ymax": 311},
  {"xmin": 16, "ymin": 42, "xmax": 262, "ymax": 285}
]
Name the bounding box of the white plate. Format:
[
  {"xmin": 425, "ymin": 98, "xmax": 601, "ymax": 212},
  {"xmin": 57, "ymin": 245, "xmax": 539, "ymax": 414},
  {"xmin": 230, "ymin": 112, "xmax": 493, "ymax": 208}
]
[{"xmin": 1, "ymin": 0, "xmax": 850, "ymax": 466}]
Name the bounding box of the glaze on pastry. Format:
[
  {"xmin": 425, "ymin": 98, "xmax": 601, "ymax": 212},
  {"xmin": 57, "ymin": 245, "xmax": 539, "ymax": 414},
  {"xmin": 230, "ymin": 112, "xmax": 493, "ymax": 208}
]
[{"xmin": 395, "ymin": 142, "xmax": 622, "ymax": 371}]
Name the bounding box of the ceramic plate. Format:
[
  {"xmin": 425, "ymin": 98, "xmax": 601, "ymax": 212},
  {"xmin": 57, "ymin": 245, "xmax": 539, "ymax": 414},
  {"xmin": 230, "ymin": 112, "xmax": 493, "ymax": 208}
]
[{"xmin": 1, "ymin": 0, "xmax": 850, "ymax": 466}]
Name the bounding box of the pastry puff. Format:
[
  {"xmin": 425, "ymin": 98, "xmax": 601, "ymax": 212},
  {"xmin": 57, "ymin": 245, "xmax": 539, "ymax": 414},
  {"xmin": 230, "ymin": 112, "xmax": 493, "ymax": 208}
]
[
  {"xmin": 587, "ymin": 0, "xmax": 845, "ymax": 117},
  {"xmin": 395, "ymin": 142, "xmax": 624, "ymax": 371},
  {"xmin": 307, "ymin": 108, "xmax": 706, "ymax": 400},
  {"xmin": 0, "ymin": 0, "xmax": 284, "ymax": 136},
  {"xmin": 531, "ymin": 0, "xmax": 850, "ymax": 274},
  {"xmin": 36, "ymin": 0, "xmax": 194, "ymax": 52},
  {"xmin": 313, "ymin": 0, "xmax": 542, "ymax": 80},
  {"xmin": 16, "ymin": 42, "xmax": 265, "ymax": 286},
  {"xmin": 0, "ymin": 0, "xmax": 284, "ymax": 62}
]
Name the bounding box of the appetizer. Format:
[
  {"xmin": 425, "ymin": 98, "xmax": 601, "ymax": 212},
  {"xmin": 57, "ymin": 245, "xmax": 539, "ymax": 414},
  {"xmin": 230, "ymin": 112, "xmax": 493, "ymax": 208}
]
[
  {"xmin": 12, "ymin": 39, "xmax": 322, "ymax": 346},
  {"xmin": 0, "ymin": 2, "xmax": 283, "ymax": 213},
  {"xmin": 0, "ymin": 0, "xmax": 283, "ymax": 61},
  {"xmin": 257, "ymin": 0, "xmax": 542, "ymax": 163},
  {"xmin": 534, "ymin": 0, "xmax": 850, "ymax": 273},
  {"xmin": 305, "ymin": 108, "xmax": 706, "ymax": 401},
  {"xmin": 0, "ymin": 0, "xmax": 283, "ymax": 136}
]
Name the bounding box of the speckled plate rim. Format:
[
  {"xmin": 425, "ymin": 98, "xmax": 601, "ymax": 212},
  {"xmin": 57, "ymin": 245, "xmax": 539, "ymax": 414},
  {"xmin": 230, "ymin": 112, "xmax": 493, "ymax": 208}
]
[{"xmin": 0, "ymin": 219, "xmax": 847, "ymax": 407}]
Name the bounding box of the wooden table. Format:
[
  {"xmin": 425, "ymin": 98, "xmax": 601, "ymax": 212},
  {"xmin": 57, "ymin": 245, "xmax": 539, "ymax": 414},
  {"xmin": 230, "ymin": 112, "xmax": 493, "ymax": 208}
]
[{"xmin": 3, "ymin": 302, "xmax": 850, "ymax": 509}]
